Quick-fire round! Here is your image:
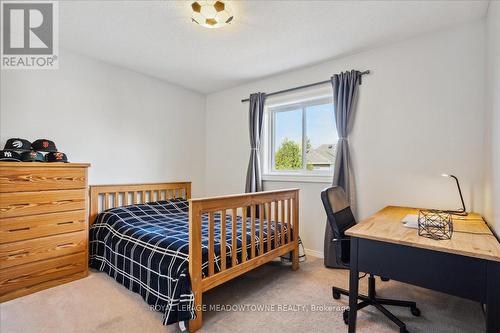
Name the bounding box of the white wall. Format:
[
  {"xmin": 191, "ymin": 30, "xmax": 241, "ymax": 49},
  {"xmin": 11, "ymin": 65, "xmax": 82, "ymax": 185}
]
[
  {"xmin": 205, "ymin": 21, "xmax": 486, "ymax": 255},
  {"xmin": 0, "ymin": 50, "xmax": 206, "ymax": 196},
  {"xmin": 1, "ymin": 18, "xmax": 491, "ymax": 253},
  {"xmin": 484, "ymin": 1, "xmax": 500, "ymax": 235}
]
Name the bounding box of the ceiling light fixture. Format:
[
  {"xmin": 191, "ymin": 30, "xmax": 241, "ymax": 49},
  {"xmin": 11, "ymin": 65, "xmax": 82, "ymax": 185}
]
[{"xmin": 191, "ymin": 1, "xmax": 234, "ymax": 29}]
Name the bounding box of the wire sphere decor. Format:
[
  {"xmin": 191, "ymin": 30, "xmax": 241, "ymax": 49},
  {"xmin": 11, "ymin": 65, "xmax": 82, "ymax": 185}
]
[{"xmin": 418, "ymin": 209, "xmax": 453, "ymax": 240}]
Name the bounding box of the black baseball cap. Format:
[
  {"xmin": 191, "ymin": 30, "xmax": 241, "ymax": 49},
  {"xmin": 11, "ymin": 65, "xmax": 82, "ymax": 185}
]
[
  {"xmin": 4, "ymin": 138, "xmax": 31, "ymax": 151},
  {"xmin": 45, "ymin": 152, "xmax": 68, "ymax": 163},
  {"xmin": 0, "ymin": 150, "xmax": 21, "ymax": 161},
  {"xmin": 21, "ymin": 150, "xmax": 45, "ymax": 162},
  {"xmin": 32, "ymin": 139, "xmax": 57, "ymax": 152}
]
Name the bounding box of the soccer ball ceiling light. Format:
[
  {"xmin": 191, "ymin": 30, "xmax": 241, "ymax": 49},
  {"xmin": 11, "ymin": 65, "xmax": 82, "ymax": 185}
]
[{"xmin": 191, "ymin": 1, "xmax": 234, "ymax": 29}]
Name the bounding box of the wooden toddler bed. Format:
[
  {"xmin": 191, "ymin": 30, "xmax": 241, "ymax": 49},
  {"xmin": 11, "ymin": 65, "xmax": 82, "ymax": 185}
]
[{"xmin": 88, "ymin": 182, "xmax": 299, "ymax": 332}]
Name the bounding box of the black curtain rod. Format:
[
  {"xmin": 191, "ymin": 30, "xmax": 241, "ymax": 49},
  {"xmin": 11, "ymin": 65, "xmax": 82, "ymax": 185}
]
[{"xmin": 241, "ymin": 70, "xmax": 370, "ymax": 103}]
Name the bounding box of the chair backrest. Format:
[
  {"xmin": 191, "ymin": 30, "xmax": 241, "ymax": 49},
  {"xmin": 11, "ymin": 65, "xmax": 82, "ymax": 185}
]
[{"xmin": 321, "ymin": 186, "xmax": 357, "ymax": 266}]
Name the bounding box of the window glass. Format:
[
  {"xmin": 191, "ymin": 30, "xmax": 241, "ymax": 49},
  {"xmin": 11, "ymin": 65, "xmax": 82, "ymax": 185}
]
[
  {"xmin": 274, "ymin": 108, "xmax": 303, "ymax": 170},
  {"xmin": 304, "ymin": 103, "xmax": 337, "ymax": 171},
  {"xmin": 266, "ymin": 97, "xmax": 338, "ymax": 177}
]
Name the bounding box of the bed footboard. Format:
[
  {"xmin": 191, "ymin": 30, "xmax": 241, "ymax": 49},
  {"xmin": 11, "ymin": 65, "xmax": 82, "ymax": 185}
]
[{"xmin": 188, "ymin": 189, "xmax": 300, "ymax": 332}]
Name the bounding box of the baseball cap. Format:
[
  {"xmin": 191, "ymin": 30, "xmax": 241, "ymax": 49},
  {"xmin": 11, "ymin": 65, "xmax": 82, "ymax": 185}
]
[
  {"xmin": 4, "ymin": 138, "xmax": 31, "ymax": 151},
  {"xmin": 32, "ymin": 139, "xmax": 57, "ymax": 152},
  {"xmin": 21, "ymin": 150, "xmax": 45, "ymax": 162},
  {"xmin": 45, "ymin": 152, "xmax": 68, "ymax": 163},
  {"xmin": 0, "ymin": 150, "xmax": 21, "ymax": 161}
]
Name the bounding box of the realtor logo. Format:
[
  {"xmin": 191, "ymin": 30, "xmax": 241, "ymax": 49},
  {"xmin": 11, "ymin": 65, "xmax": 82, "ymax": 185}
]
[{"xmin": 1, "ymin": 1, "xmax": 59, "ymax": 69}]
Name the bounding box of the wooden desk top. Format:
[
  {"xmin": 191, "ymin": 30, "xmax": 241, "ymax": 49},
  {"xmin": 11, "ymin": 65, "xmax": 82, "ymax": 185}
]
[{"xmin": 345, "ymin": 206, "xmax": 500, "ymax": 263}]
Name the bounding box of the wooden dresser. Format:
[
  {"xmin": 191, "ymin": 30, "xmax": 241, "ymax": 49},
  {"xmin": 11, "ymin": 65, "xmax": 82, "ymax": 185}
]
[{"xmin": 0, "ymin": 162, "xmax": 90, "ymax": 302}]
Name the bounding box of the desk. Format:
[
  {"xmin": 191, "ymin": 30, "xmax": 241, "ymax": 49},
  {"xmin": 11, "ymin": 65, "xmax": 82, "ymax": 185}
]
[{"xmin": 345, "ymin": 206, "xmax": 500, "ymax": 333}]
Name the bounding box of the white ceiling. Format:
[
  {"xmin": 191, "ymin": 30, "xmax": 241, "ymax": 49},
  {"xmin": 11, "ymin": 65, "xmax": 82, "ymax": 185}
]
[{"xmin": 60, "ymin": 0, "xmax": 489, "ymax": 94}]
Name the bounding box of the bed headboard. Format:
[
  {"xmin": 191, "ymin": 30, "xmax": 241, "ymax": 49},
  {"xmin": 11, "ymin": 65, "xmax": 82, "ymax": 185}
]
[{"xmin": 88, "ymin": 182, "xmax": 191, "ymax": 225}]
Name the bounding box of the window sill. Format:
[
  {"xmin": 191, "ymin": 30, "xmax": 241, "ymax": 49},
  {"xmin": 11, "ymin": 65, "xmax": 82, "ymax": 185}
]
[{"xmin": 262, "ymin": 174, "xmax": 333, "ymax": 184}]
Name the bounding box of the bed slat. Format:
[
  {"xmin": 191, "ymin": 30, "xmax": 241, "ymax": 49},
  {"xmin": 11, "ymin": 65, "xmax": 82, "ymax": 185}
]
[
  {"xmin": 266, "ymin": 203, "xmax": 271, "ymax": 252},
  {"xmin": 208, "ymin": 212, "xmax": 215, "ymax": 276},
  {"xmin": 241, "ymin": 208, "xmax": 247, "ymax": 263},
  {"xmin": 259, "ymin": 205, "xmax": 264, "ymax": 255},
  {"xmin": 280, "ymin": 200, "xmax": 285, "ymax": 245},
  {"xmin": 220, "ymin": 209, "xmax": 226, "ymax": 271},
  {"xmin": 274, "ymin": 201, "xmax": 278, "ymax": 248},
  {"xmin": 104, "ymin": 193, "xmax": 109, "ymax": 210},
  {"xmin": 287, "ymin": 199, "xmax": 291, "ymax": 243},
  {"xmin": 231, "ymin": 208, "xmax": 237, "ymax": 267},
  {"xmin": 251, "ymin": 205, "xmax": 256, "ymax": 259}
]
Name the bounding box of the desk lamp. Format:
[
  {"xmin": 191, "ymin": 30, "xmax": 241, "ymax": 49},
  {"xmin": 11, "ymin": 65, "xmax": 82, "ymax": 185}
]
[{"xmin": 441, "ymin": 174, "xmax": 468, "ymax": 216}]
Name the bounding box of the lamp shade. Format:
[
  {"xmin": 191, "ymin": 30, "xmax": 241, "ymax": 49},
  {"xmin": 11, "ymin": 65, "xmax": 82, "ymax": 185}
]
[{"xmin": 191, "ymin": 1, "xmax": 234, "ymax": 29}]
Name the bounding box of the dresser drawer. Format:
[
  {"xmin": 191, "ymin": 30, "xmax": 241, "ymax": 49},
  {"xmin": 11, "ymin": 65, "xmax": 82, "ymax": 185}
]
[
  {"xmin": 0, "ymin": 210, "xmax": 86, "ymax": 244},
  {"xmin": 0, "ymin": 166, "xmax": 86, "ymax": 192},
  {"xmin": 0, "ymin": 231, "xmax": 86, "ymax": 269},
  {"xmin": 0, "ymin": 189, "xmax": 86, "ymax": 218},
  {"xmin": 0, "ymin": 252, "xmax": 86, "ymax": 300}
]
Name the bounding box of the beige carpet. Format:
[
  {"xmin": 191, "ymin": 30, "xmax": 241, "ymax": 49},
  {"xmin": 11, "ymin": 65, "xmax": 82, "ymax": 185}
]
[{"xmin": 0, "ymin": 257, "xmax": 484, "ymax": 333}]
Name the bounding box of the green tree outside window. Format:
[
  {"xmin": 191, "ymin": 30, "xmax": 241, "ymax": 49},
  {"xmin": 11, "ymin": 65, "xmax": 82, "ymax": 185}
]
[{"xmin": 275, "ymin": 138, "xmax": 302, "ymax": 170}]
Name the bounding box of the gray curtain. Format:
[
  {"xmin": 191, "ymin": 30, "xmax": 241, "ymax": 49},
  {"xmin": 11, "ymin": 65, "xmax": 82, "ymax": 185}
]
[
  {"xmin": 245, "ymin": 92, "xmax": 266, "ymax": 193},
  {"xmin": 324, "ymin": 70, "xmax": 362, "ymax": 268}
]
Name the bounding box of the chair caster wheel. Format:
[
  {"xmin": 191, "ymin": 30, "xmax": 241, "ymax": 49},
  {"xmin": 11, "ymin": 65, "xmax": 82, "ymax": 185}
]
[
  {"xmin": 381, "ymin": 277, "xmax": 390, "ymax": 282},
  {"xmin": 332, "ymin": 288, "xmax": 341, "ymax": 300},
  {"xmin": 410, "ymin": 306, "xmax": 421, "ymax": 317},
  {"xmin": 343, "ymin": 309, "xmax": 349, "ymax": 325},
  {"xmin": 400, "ymin": 328, "xmax": 409, "ymax": 333}
]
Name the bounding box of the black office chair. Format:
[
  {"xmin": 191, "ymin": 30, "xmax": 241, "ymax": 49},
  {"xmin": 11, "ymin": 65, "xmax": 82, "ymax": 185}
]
[{"xmin": 321, "ymin": 186, "xmax": 421, "ymax": 333}]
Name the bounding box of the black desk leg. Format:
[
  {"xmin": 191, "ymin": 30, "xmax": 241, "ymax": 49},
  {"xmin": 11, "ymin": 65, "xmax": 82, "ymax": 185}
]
[
  {"xmin": 486, "ymin": 262, "xmax": 500, "ymax": 333},
  {"xmin": 348, "ymin": 237, "xmax": 359, "ymax": 333}
]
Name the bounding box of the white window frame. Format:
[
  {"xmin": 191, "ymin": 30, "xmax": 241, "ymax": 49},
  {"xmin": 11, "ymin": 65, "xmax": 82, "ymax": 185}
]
[{"xmin": 262, "ymin": 93, "xmax": 335, "ymax": 183}]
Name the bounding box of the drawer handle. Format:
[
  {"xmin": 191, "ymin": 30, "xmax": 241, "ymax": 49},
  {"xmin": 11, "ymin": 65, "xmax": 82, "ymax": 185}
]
[
  {"xmin": 8, "ymin": 251, "xmax": 29, "ymax": 258},
  {"xmin": 57, "ymin": 221, "xmax": 74, "ymax": 226},
  {"xmin": 57, "ymin": 242, "xmax": 75, "ymax": 248},
  {"xmin": 8, "ymin": 227, "xmax": 30, "ymax": 232}
]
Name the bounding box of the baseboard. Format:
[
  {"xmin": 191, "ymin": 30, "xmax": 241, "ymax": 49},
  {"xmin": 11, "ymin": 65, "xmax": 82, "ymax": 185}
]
[{"xmin": 305, "ymin": 248, "xmax": 324, "ymax": 259}]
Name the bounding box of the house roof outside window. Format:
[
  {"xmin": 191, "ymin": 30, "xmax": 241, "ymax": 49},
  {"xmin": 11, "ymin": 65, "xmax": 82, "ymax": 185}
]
[{"xmin": 306, "ymin": 143, "xmax": 336, "ymax": 167}]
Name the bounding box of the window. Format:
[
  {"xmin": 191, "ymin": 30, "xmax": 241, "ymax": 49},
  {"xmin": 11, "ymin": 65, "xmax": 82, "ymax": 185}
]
[{"xmin": 263, "ymin": 96, "xmax": 338, "ymax": 182}]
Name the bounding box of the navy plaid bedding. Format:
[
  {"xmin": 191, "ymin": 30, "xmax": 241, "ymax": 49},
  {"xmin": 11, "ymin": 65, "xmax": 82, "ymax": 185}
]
[{"xmin": 89, "ymin": 199, "xmax": 286, "ymax": 326}]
